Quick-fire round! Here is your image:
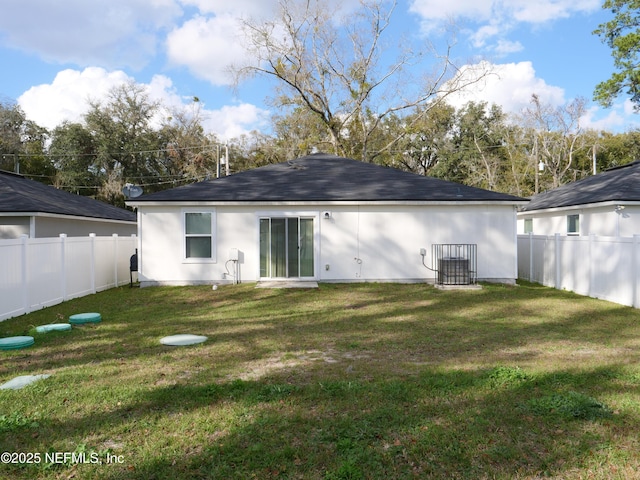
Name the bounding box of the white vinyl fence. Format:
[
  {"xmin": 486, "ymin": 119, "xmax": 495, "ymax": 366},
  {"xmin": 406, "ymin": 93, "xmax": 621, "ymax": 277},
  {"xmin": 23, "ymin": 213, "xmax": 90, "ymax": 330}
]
[
  {"xmin": 1, "ymin": 234, "xmax": 137, "ymax": 322},
  {"xmin": 518, "ymin": 233, "xmax": 640, "ymax": 308}
]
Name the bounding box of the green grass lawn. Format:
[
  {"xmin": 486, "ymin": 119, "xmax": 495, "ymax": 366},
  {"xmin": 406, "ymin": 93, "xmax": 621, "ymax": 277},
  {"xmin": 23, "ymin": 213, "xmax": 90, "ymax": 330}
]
[{"xmin": 1, "ymin": 281, "xmax": 639, "ymax": 479}]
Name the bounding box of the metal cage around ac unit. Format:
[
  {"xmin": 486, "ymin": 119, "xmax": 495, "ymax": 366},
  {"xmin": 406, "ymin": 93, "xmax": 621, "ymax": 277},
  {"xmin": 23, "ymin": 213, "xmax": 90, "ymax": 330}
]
[{"xmin": 432, "ymin": 244, "xmax": 477, "ymax": 286}]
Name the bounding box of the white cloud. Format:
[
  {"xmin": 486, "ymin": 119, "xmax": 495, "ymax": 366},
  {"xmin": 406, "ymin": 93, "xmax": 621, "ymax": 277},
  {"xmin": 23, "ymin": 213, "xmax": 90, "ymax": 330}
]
[
  {"xmin": 166, "ymin": 14, "xmax": 249, "ymax": 86},
  {"xmin": 493, "ymin": 39, "xmax": 524, "ymax": 56},
  {"xmin": 581, "ymin": 100, "xmax": 640, "ymax": 132},
  {"xmin": 511, "ymin": 0, "xmax": 600, "ymax": 23},
  {"xmin": 410, "ymin": 0, "xmax": 599, "ymax": 25},
  {"xmin": 166, "ymin": 0, "xmax": 363, "ymax": 87},
  {"xmin": 580, "ymin": 106, "xmax": 625, "ymax": 132},
  {"xmin": 410, "ymin": 0, "xmax": 600, "ymax": 53},
  {"xmin": 442, "ymin": 61, "xmax": 640, "ymax": 132},
  {"xmin": 0, "ymin": 0, "xmax": 182, "ymax": 68},
  {"xmin": 409, "ymin": 0, "xmax": 492, "ymax": 24},
  {"xmin": 623, "ymin": 99, "xmax": 637, "ymax": 116},
  {"xmin": 177, "ymin": 0, "xmax": 278, "ymax": 16},
  {"xmin": 443, "ymin": 61, "xmax": 565, "ymax": 115},
  {"xmin": 17, "ymin": 67, "xmax": 269, "ymax": 140},
  {"xmin": 471, "ymin": 24, "xmax": 499, "ymax": 47},
  {"xmin": 202, "ymin": 103, "xmax": 270, "ymax": 140},
  {"xmin": 18, "ymin": 68, "xmax": 132, "ymax": 129}
]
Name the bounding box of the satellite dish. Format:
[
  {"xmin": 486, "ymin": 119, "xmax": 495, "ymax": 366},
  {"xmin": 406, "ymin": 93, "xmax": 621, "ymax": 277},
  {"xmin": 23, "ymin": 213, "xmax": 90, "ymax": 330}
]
[{"xmin": 122, "ymin": 183, "xmax": 143, "ymax": 198}]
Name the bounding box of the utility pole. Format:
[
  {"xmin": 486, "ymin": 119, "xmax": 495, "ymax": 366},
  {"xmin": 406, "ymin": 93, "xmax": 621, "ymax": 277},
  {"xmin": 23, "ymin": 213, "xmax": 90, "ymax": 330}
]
[
  {"xmin": 215, "ymin": 143, "xmax": 230, "ymax": 177},
  {"xmin": 216, "ymin": 144, "xmax": 221, "ymax": 178},
  {"xmin": 534, "ymin": 136, "xmax": 539, "ymax": 194},
  {"xmin": 224, "ymin": 143, "xmax": 229, "ymax": 176}
]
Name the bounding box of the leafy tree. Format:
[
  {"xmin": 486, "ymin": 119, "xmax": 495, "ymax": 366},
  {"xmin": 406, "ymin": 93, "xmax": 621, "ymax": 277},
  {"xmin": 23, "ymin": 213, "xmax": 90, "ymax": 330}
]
[
  {"xmin": 233, "ymin": 0, "xmax": 490, "ymax": 162},
  {"xmin": 231, "ymin": 131, "xmax": 281, "ymax": 171},
  {"xmin": 231, "ymin": 106, "xmax": 357, "ymax": 172},
  {"xmin": 0, "ymin": 100, "xmax": 24, "ymax": 171},
  {"xmin": 14, "ymin": 118, "xmax": 52, "ymax": 181},
  {"xmin": 597, "ymin": 129, "xmax": 640, "ymax": 168},
  {"xmin": 594, "ymin": 0, "xmax": 640, "ymax": 109},
  {"xmin": 447, "ymin": 101, "xmax": 508, "ymax": 191},
  {"xmin": 158, "ymin": 98, "xmax": 219, "ymax": 183},
  {"xmin": 267, "ymin": 106, "xmax": 330, "ymax": 160},
  {"xmin": 84, "ymin": 82, "xmax": 164, "ymax": 205},
  {"xmin": 0, "ymin": 100, "xmax": 53, "ymax": 180},
  {"xmin": 393, "ymin": 102, "xmax": 455, "ymax": 176},
  {"xmin": 49, "ymin": 122, "xmax": 100, "ymax": 195}
]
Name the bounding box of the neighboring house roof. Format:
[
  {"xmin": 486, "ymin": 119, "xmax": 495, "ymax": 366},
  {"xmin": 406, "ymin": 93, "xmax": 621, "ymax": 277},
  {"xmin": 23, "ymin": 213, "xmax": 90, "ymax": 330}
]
[
  {"xmin": 130, "ymin": 153, "xmax": 526, "ymax": 204},
  {"xmin": 0, "ymin": 170, "xmax": 136, "ymax": 222},
  {"xmin": 522, "ymin": 160, "xmax": 640, "ymax": 212}
]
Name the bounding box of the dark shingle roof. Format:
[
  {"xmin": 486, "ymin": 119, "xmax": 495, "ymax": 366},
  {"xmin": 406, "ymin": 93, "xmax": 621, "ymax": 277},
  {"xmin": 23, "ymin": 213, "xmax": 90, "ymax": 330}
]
[
  {"xmin": 0, "ymin": 170, "xmax": 136, "ymax": 222},
  {"xmin": 522, "ymin": 160, "xmax": 640, "ymax": 212},
  {"xmin": 132, "ymin": 153, "xmax": 526, "ymax": 203}
]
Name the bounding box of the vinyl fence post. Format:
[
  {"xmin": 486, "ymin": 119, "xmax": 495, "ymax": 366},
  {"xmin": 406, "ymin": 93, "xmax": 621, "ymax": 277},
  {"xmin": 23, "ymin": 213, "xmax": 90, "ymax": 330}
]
[
  {"xmin": 20, "ymin": 234, "xmax": 29, "ymax": 315},
  {"xmin": 90, "ymin": 233, "xmax": 96, "ymax": 294},
  {"xmin": 588, "ymin": 234, "xmax": 595, "ymax": 300},
  {"xmin": 554, "ymin": 233, "xmax": 561, "ymax": 290},
  {"xmin": 113, "ymin": 234, "xmax": 119, "ymax": 288},
  {"xmin": 60, "ymin": 234, "xmax": 67, "ymax": 301},
  {"xmin": 634, "ymin": 234, "xmax": 640, "ymax": 308},
  {"xmin": 132, "ymin": 233, "xmax": 139, "ymax": 281},
  {"xmin": 528, "ymin": 232, "xmax": 533, "ymax": 282}
]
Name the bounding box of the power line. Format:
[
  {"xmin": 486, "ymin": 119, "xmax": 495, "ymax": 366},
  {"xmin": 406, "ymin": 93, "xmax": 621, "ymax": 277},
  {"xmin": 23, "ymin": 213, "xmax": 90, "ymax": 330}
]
[{"xmin": 5, "ymin": 142, "xmax": 223, "ymax": 159}]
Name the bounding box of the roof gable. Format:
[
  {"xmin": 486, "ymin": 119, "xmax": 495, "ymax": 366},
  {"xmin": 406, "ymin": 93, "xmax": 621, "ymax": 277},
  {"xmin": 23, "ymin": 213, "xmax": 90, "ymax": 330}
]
[
  {"xmin": 0, "ymin": 170, "xmax": 136, "ymax": 222},
  {"xmin": 522, "ymin": 160, "xmax": 640, "ymax": 211},
  {"xmin": 131, "ymin": 153, "xmax": 526, "ymax": 203}
]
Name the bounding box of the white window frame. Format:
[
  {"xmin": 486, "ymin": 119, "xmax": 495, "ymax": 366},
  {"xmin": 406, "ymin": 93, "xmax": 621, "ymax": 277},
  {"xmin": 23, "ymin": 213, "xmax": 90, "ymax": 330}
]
[
  {"xmin": 567, "ymin": 214, "xmax": 580, "ymax": 236},
  {"xmin": 523, "ymin": 218, "xmax": 533, "ymax": 234},
  {"xmin": 182, "ymin": 209, "xmax": 217, "ymax": 263}
]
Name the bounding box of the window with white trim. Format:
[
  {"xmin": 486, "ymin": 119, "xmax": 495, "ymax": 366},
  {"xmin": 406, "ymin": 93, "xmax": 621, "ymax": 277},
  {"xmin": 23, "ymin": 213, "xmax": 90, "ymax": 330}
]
[
  {"xmin": 524, "ymin": 218, "xmax": 533, "ymax": 234},
  {"xmin": 567, "ymin": 214, "xmax": 579, "ymax": 235},
  {"xmin": 184, "ymin": 210, "xmax": 216, "ymax": 261}
]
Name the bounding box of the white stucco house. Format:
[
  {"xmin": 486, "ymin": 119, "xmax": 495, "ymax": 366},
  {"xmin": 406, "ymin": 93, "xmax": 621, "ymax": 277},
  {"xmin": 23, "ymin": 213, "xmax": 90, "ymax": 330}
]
[
  {"xmin": 517, "ymin": 160, "xmax": 640, "ymax": 237},
  {"xmin": 0, "ymin": 170, "xmax": 137, "ymax": 239},
  {"xmin": 127, "ymin": 153, "xmax": 527, "ymax": 286}
]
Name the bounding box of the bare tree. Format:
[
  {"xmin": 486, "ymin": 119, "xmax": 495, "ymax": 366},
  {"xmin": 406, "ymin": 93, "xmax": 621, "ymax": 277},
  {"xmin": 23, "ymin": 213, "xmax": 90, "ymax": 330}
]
[
  {"xmin": 522, "ymin": 94, "xmax": 588, "ymax": 191},
  {"xmin": 500, "ymin": 124, "xmax": 532, "ymax": 197},
  {"xmin": 232, "ymin": 0, "xmax": 491, "ymax": 162}
]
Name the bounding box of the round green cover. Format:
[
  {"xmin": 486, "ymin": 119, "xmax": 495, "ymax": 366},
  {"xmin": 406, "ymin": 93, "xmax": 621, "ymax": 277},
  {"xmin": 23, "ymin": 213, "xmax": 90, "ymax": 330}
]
[
  {"xmin": 69, "ymin": 312, "xmax": 101, "ymax": 324},
  {"xmin": 0, "ymin": 336, "xmax": 35, "ymax": 350},
  {"xmin": 36, "ymin": 323, "xmax": 72, "ymax": 333}
]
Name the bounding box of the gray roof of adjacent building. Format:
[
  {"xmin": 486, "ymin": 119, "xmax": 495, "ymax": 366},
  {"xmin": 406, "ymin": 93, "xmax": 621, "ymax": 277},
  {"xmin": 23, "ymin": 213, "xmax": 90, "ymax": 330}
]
[
  {"xmin": 521, "ymin": 160, "xmax": 640, "ymax": 212},
  {"xmin": 0, "ymin": 170, "xmax": 136, "ymax": 222}
]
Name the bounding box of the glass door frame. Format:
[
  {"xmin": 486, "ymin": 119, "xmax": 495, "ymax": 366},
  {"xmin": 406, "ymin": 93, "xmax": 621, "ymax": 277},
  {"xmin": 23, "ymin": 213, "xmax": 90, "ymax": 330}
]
[{"xmin": 257, "ymin": 211, "xmax": 319, "ymax": 280}]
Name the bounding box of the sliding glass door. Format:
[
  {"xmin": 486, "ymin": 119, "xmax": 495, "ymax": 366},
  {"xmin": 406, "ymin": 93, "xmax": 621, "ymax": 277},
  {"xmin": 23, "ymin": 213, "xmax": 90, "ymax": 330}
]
[{"xmin": 260, "ymin": 217, "xmax": 314, "ymax": 279}]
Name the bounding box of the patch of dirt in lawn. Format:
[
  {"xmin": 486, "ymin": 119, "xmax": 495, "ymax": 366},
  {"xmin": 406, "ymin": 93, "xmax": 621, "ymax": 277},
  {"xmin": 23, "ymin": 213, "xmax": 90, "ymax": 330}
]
[{"xmin": 233, "ymin": 348, "xmax": 373, "ymax": 381}]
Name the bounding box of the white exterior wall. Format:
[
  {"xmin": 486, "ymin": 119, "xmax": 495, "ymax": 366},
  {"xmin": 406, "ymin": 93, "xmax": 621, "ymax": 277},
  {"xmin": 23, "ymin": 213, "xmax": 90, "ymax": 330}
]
[
  {"xmin": 518, "ymin": 203, "xmax": 640, "ymax": 237},
  {"xmin": 0, "ymin": 214, "xmax": 136, "ymax": 239},
  {"xmin": 137, "ymin": 203, "xmax": 519, "ymax": 286},
  {"xmin": 34, "ymin": 216, "xmax": 137, "ymax": 238},
  {"xmin": 0, "ymin": 216, "xmax": 29, "ymax": 239}
]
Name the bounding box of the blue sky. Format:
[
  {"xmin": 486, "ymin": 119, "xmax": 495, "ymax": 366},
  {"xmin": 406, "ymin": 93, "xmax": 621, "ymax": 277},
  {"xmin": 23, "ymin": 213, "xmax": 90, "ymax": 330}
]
[{"xmin": 0, "ymin": 0, "xmax": 635, "ymax": 141}]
